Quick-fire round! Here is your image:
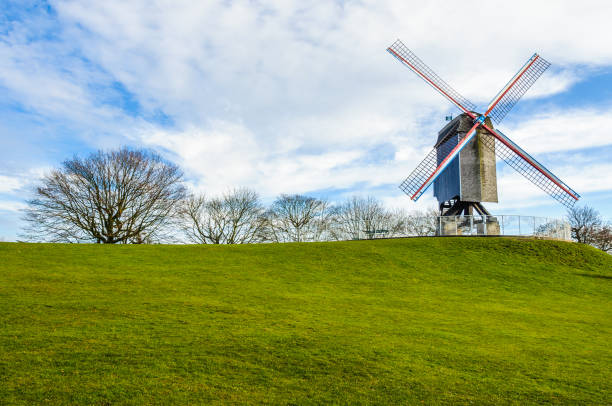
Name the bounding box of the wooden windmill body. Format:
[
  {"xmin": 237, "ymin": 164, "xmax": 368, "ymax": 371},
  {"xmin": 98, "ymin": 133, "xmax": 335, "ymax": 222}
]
[{"xmin": 434, "ymin": 114, "xmax": 497, "ymax": 216}]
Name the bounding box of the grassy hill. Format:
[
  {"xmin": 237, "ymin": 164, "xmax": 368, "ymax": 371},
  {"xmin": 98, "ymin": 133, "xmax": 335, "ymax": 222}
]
[{"xmin": 0, "ymin": 238, "xmax": 611, "ymax": 405}]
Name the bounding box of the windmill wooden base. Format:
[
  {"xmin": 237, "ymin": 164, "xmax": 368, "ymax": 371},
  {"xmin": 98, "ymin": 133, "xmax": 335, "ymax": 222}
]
[
  {"xmin": 437, "ymin": 199, "xmax": 501, "ymax": 236},
  {"xmin": 439, "ymin": 199, "xmax": 490, "ymax": 216}
]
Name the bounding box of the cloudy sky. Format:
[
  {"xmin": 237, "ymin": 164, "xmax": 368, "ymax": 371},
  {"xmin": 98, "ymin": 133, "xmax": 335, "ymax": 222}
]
[{"xmin": 1, "ymin": 0, "xmax": 612, "ymax": 240}]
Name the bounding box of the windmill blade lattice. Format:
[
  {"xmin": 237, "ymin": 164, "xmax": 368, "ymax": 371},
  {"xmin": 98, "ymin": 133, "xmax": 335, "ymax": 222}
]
[
  {"xmin": 485, "ymin": 54, "xmax": 551, "ymax": 124},
  {"xmin": 479, "ymin": 128, "xmax": 579, "ymax": 208},
  {"xmin": 399, "ymin": 148, "xmax": 438, "ymax": 199},
  {"xmin": 399, "ymin": 138, "xmax": 461, "ymax": 201},
  {"xmin": 387, "ymin": 40, "xmax": 477, "ymax": 113}
]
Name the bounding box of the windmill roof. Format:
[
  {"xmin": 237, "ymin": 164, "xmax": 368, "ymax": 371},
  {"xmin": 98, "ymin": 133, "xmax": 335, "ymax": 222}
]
[{"xmin": 434, "ymin": 113, "xmax": 479, "ymax": 148}]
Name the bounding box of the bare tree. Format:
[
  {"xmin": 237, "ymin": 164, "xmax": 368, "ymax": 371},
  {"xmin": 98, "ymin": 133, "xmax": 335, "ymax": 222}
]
[
  {"xmin": 379, "ymin": 207, "xmax": 410, "ymax": 238},
  {"xmin": 180, "ymin": 188, "xmax": 265, "ymax": 244},
  {"xmin": 264, "ymin": 194, "xmax": 330, "ymax": 242},
  {"xmin": 592, "ymin": 223, "xmax": 612, "ymax": 253},
  {"xmin": 22, "ymin": 147, "xmax": 185, "ymax": 243},
  {"xmin": 332, "ymin": 196, "xmax": 372, "ymax": 240},
  {"xmin": 535, "ymin": 219, "xmax": 571, "ymax": 240},
  {"xmin": 567, "ymin": 206, "xmax": 602, "ymax": 244},
  {"xmin": 404, "ymin": 207, "xmax": 439, "ymax": 236},
  {"xmin": 332, "ymin": 196, "xmax": 406, "ymax": 240}
]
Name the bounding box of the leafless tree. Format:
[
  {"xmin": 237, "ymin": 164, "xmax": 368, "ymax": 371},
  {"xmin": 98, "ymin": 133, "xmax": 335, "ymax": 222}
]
[
  {"xmin": 332, "ymin": 196, "xmax": 407, "ymax": 240},
  {"xmin": 567, "ymin": 206, "xmax": 602, "ymax": 244},
  {"xmin": 592, "ymin": 223, "xmax": 612, "ymax": 253},
  {"xmin": 404, "ymin": 207, "xmax": 439, "ymax": 236},
  {"xmin": 380, "ymin": 207, "xmax": 410, "ymax": 238},
  {"xmin": 264, "ymin": 194, "xmax": 330, "ymax": 242},
  {"xmin": 535, "ymin": 219, "xmax": 571, "ymax": 240},
  {"xmin": 332, "ymin": 196, "xmax": 373, "ymax": 240},
  {"xmin": 22, "ymin": 147, "xmax": 185, "ymax": 243},
  {"xmin": 180, "ymin": 188, "xmax": 266, "ymax": 244}
]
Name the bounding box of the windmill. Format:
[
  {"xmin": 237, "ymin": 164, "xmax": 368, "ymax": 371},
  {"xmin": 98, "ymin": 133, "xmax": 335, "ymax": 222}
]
[{"xmin": 386, "ymin": 40, "xmax": 580, "ymax": 219}]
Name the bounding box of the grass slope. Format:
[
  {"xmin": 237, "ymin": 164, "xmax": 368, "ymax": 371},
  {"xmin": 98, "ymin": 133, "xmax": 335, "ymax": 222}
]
[{"xmin": 0, "ymin": 238, "xmax": 611, "ymax": 405}]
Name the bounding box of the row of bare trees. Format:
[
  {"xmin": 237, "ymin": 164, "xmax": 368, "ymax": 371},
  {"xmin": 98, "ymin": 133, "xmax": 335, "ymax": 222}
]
[
  {"xmin": 22, "ymin": 147, "xmax": 436, "ymax": 244},
  {"xmin": 179, "ymin": 189, "xmax": 437, "ymax": 244}
]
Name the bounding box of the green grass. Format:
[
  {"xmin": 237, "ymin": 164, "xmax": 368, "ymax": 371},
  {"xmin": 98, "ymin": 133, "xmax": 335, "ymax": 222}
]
[{"xmin": 0, "ymin": 238, "xmax": 611, "ymax": 405}]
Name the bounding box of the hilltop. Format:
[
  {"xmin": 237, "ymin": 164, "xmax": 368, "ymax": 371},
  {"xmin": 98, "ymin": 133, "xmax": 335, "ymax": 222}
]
[{"xmin": 0, "ymin": 238, "xmax": 610, "ymax": 404}]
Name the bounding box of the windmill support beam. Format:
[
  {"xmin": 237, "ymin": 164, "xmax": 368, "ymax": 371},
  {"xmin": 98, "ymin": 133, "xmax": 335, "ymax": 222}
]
[
  {"xmin": 439, "ymin": 199, "xmax": 491, "ymax": 216},
  {"xmin": 437, "ymin": 199, "xmax": 500, "ymax": 237}
]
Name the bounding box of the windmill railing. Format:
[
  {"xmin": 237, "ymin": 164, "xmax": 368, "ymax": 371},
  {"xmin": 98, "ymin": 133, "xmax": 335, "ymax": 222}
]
[
  {"xmin": 433, "ymin": 215, "xmax": 571, "ymax": 240},
  {"xmin": 333, "ymin": 215, "xmax": 571, "ymax": 241}
]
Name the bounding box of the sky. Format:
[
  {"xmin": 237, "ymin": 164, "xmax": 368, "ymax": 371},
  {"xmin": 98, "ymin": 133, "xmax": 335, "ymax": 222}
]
[{"xmin": 1, "ymin": 0, "xmax": 612, "ymax": 241}]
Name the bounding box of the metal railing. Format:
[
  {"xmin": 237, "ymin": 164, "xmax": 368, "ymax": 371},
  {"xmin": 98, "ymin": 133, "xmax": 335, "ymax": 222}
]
[
  {"xmin": 435, "ymin": 215, "xmax": 571, "ymax": 240},
  {"xmin": 344, "ymin": 215, "xmax": 571, "ymax": 241}
]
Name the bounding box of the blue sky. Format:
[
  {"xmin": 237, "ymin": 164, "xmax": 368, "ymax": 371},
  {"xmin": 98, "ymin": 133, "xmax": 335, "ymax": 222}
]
[{"xmin": 1, "ymin": 0, "xmax": 612, "ymax": 240}]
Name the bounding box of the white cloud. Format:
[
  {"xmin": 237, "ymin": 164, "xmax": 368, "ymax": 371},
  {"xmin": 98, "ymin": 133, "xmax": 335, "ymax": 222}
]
[
  {"xmin": 0, "ymin": 168, "xmax": 49, "ymax": 194},
  {"xmin": 0, "ymin": 175, "xmax": 23, "ymax": 193},
  {"xmin": 0, "ymin": 200, "xmax": 27, "ymax": 212},
  {"xmin": 49, "ymin": 0, "xmax": 612, "ymax": 127},
  {"xmin": 0, "ymin": 30, "xmax": 116, "ymax": 124},
  {"xmin": 523, "ymin": 69, "xmax": 582, "ymax": 100},
  {"xmin": 144, "ymin": 120, "xmax": 410, "ymax": 197},
  {"xmin": 502, "ymin": 107, "xmax": 612, "ymax": 154},
  {"xmin": 564, "ymin": 162, "xmax": 612, "ymax": 194}
]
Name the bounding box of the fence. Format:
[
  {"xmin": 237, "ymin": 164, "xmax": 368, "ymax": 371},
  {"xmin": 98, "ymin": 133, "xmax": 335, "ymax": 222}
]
[
  {"xmin": 435, "ymin": 215, "xmax": 570, "ymax": 240},
  {"xmin": 352, "ymin": 215, "xmax": 571, "ymax": 241}
]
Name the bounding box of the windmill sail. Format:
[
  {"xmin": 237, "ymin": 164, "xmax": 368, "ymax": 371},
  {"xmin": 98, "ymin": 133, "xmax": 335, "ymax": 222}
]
[
  {"xmin": 484, "ymin": 54, "xmax": 551, "ymax": 124},
  {"xmin": 387, "ymin": 40, "xmax": 477, "ymax": 113},
  {"xmin": 480, "ymin": 127, "xmax": 579, "ymax": 207},
  {"xmin": 399, "ymin": 148, "xmax": 439, "ymax": 199}
]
